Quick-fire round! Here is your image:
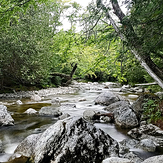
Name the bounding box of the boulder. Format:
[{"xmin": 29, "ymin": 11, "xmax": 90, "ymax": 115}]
[
  {"xmin": 83, "ymin": 110, "xmax": 98, "ymax": 122},
  {"xmin": 142, "ymin": 155, "xmax": 163, "ymax": 163},
  {"xmin": 114, "ymin": 105, "xmax": 138, "ymax": 128},
  {"xmin": 39, "ymin": 106, "xmax": 62, "ymax": 117},
  {"xmin": 102, "ymin": 157, "xmax": 133, "ymax": 163},
  {"xmin": 94, "ymin": 91, "xmax": 120, "ymax": 106},
  {"xmin": 11, "ymin": 117, "xmax": 119, "ymax": 163},
  {"xmin": 0, "ymin": 105, "xmax": 14, "ymax": 126},
  {"xmin": 16, "ymin": 100, "xmax": 23, "ymax": 105},
  {"xmin": 59, "ymin": 113, "xmax": 70, "ymax": 120},
  {"xmin": 140, "ymin": 139, "xmax": 156, "ymax": 152},
  {"xmin": 24, "ymin": 108, "xmax": 37, "ymax": 114},
  {"xmin": 30, "ymin": 94, "xmax": 42, "ymax": 101},
  {"xmin": 128, "ymin": 124, "xmax": 163, "ymax": 148},
  {"xmin": 104, "ymin": 101, "xmax": 130, "ymax": 113}
]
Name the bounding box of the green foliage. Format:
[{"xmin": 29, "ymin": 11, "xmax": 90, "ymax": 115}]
[
  {"xmin": 143, "ymin": 99, "xmax": 162, "ymax": 123},
  {"xmin": 0, "ymin": 0, "xmax": 48, "ymax": 27},
  {"xmin": 0, "ymin": 1, "xmax": 64, "ymax": 87}
]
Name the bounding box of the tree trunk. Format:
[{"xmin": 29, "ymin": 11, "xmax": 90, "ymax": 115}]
[
  {"xmin": 51, "ymin": 63, "xmax": 78, "ymax": 86},
  {"xmin": 97, "ymin": 0, "xmax": 163, "ymax": 89}
]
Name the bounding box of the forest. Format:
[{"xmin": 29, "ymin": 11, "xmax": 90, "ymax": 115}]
[{"xmin": 0, "ymin": 0, "xmax": 163, "ymax": 92}]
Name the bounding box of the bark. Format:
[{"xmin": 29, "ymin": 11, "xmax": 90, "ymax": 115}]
[
  {"xmin": 97, "ymin": 0, "xmax": 163, "ymax": 89},
  {"xmin": 51, "ymin": 63, "xmax": 78, "ymax": 86}
]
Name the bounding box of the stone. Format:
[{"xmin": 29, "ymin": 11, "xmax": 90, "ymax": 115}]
[
  {"xmin": 0, "ymin": 105, "xmax": 14, "ymax": 126},
  {"xmin": 24, "ymin": 108, "xmax": 37, "ymax": 114},
  {"xmin": 83, "ymin": 110, "xmax": 97, "ymax": 121},
  {"xmin": 140, "ymin": 139, "xmax": 156, "ymax": 152},
  {"xmin": 0, "ymin": 139, "xmax": 3, "ymax": 153},
  {"xmin": 142, "ymin": 155, "xmax": 163, "ymax": 163},
  {"xmin": 128, "ymin": 124, "xmax": 163, "ymax": 148},
  {"xmin": 16, "ymin": 100, "xmax": 23, "ymax": 105},
  {"xmin": 39, "ymin": 106, "xmax": 62, "ymax": 117},
  {"xmin": 94, "ymin": 91, "xmax": 120, "ymax": 106},
  {"xmin": 104, "ymin": 101, "xmax": 130, "ymax": 112},
  {"xmin": 114, "ymin": 105, "xmax": 138, "ymax": 128},
  {"xmin": 51, "ymin": 97, "xmax": 61, "ymax": 106},
  {"xmin": 30, "ymin": 94, "xmax": 41, "ymax": 101},
  {"xmin": 102, "ymin": 157, "xmax": 133, "ymax": 163},
  {"xmin": 11, "ymin": 117, "xmax": 119, "ymax": 163},
  {"xmin": 59, "ymin": 113, "xmax": 70, "ymax": 120}
]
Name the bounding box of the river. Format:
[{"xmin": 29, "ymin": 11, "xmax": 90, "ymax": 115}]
[{"xmin": 0, "ymin": 82, "xmax": 161, "ymax": 162}]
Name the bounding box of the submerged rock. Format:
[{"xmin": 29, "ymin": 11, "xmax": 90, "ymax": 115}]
[
  {"xmin": 11, "ymin": 117, "xmax": 119, "ymax": 163},
  {"xmin": 0, "ymin": 105, "xmax": 14, "ymax": 126}
]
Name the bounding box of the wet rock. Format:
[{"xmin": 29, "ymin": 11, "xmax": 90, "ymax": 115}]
[
  {"xmin": 122, "ymin": 152, "xmax": 143, "ymax": 163},
  {"xmin": 24, "ymin": 108, "xmax": 37, "ymax": 114},
  {"xmin": 140, "ymin": 139, "xmax": 156, "ymax": 152},
  {"xmin": 59, "ymin": 113, "xmax": 70, "ymax": 120},
  {"xmin": 102, "ymin": 157, "xmax": 133, "ymax": 163},
  {"xmin": 31, "ymin": 94, "xmax": 42, "ymax": 101},
  {"xmin": 51, "ymin": 97, "xmax": 61, "ymax": 106},
  {"xmin": 104, "ymin": 101, "xmax": 130, "ymax": 113},
  {"xmin": 83, "ymin": 110, "xmax": 98, "ymax": 122},
  {"xmin": 16, "ymin": 100, "xmax": 23, "ymax": 105},
  {"xmin": 128, "ymin": 124, "xmax": 163, "ymax": 148},
  {"xmin": 120, "ymin": 85, "xmax": 136, "ymax": 93},
  {"xmin": 10, "ymin": 134, "xmax": 41, "ymax": 160},
  {"xmin": 39, "ymin": 106, "xmax": 62, "ymax": 117},
  {"xmin": 101, "ymin": 116, "xmax": 112, "ymax": 123},
  {"xmin": 11, "ymin": 117, "xmax": 119, "ymax": 163},
  {"xmin": 114, "ymin": 105, "xmax": 138, "ymax": 128},
  {"xmin": 128, "ymin": 95, "xmax": 139, "ymax": 99},
  {"xmin": 119, "ymin": 139, "xmax": 139, "ymax": 149},
  {"xmin": 155, "ymin": 92, "xmax": 163, "ymax": 99},
  {"xmin": 142, "ymin": 155, "xmax": 163, "ymax": 163},
  {"xmin": 0, "ymin": 139, "xmax": 3, "ymax": 153},
  {"xmin": 94, "ymin": 91, "xmax": 120, "ymax": 106},
  {"xmin": 0, "ymin": 105, "xmax": 14, "ymax": 126}
]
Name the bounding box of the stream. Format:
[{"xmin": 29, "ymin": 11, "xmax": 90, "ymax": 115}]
[{"xmin": 0, "ymin": 82, "xmax": 161, "ymax": 162}]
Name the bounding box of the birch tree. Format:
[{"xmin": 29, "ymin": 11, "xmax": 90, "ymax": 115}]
[{"xmin": 96, "ymin": 0, "xmax": 163, "ymax": 89}]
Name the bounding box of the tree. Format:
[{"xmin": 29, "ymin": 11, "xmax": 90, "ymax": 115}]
[
  {"xmin": 0, "ymin": 0, "xmax": 48, "ymax": 26},
  {"xmin": 0, "ymin": 1, "xmax": 65, "ymax": 88},
  {"xmin": 95, "ymin": 0, "xmax": 163, "ymax": 88}
]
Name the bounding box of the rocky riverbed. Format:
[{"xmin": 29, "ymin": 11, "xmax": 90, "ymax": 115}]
[{"xmin": 0, "ymin": 81, "xmax": 163, "ymax": 163}]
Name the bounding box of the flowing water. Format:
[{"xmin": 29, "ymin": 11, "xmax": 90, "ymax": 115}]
[{"xmin": 0, "ymin": 84, "xmax": 161, "ymax": 162}]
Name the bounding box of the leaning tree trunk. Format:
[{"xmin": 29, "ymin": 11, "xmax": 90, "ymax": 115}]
[{"xmin": 97, "ymin": 0, "xmax": 163, "ymax": 89}]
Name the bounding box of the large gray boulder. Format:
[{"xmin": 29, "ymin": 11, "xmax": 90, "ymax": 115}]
[
  {"xmin": 94, "ymin": 91, "xmax": 120, "ymax": 106},
  {"xmin": 0, "ymin": 105, "xmax": 14, "ymax": 126},
  {"xmin": 104, "ymin": 101, "xmax": 130, "ymax": 113},
  {"xmin": 39, "ymin": 106, "xmax": 62, "ymax": 117},
  {"xmin": 11, "ymin": 117, "xmax": 119, "ymax": 163},
  {"xmin": 142, "ymin": 155, "xmax": 163, "ymax": 163},
  {"xmin": 113, "ymin": 105, "xmax": 138, "ymax": 128}
]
